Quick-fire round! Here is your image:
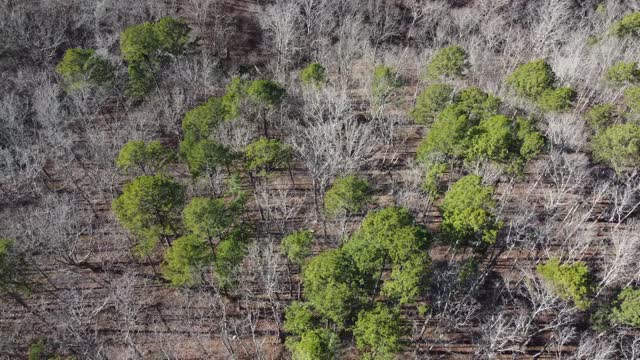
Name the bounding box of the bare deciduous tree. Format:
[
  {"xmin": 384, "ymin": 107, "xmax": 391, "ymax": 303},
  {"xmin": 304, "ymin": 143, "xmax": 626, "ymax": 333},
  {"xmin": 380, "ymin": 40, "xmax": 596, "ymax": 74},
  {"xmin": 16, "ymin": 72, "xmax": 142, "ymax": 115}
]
[
  {"xmin": 598, "ymin": 221, "xmax": 640, "ymax": 291},
  {"xmin": 184, "ymin": 0, "xmax": 233, "ymax": 56},
  {"xmin": 572, "ymin": 333, "xmax": 617, "ymax": 360},
  {"xmin": 289, "ymin": 87, "xmax": 378, "ymax": 218},
  {"xmin": 476, "ymin": 311, "xmax": 531, "ymax": 357},
  {"xmin": 21, "ymin": 193, "xmax": 94, "ymax": 268},
  {"xmin": 260, "ymin": 0, "xmax": 302, "ymax": 81}
]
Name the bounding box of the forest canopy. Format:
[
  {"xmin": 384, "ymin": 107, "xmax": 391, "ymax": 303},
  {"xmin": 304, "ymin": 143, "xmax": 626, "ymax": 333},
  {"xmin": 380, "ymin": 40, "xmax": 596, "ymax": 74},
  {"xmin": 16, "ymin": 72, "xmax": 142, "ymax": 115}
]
[{"xmin": 3, "ymin": 2, "xmax": 640, "ymax": 359}]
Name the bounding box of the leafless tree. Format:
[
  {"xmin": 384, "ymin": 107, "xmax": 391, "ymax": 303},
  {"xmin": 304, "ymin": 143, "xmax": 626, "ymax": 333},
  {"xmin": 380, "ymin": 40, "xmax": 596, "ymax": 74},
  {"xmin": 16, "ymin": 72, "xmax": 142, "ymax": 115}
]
[
  {"xmin": 0, "ymin": 91, "xmax": 46, "ymax": 202},
  {"xmin": 93, "ymin": 0, "xmax": 178, "ymax": 48},
  {"xmin": 496, "ymin": 269, "xmax": 581, "ymax": 359},
  {"xmin": 405, "ymin": 1, "xmax": 452, "ymax": 49},
  {"xmin": 108, "ymin": 272, "xmax": 148, "ymax": 359},
  {"xmin": 184, "ymin": 0, "xmax": 234, "ymax": 56},
  {"xmin": 332, "ymin": 13, "xmax": 369, "ymax": 86},
  {"xmin": 295, "ymin": 0, "xmax": 335, "ymax": 59},
  {"xmin": 363, "ymin": 0, "xmax": 402, "ymax": 59},
  {"xmin": 254, "ymin": 181, "xmax": 307, "ymax": 234},
  {"xmin": 476, "ymin": 311, "xmax": 531, "ymax": 357},
  {"xmin": 216, "ymin": 117, "xmax": 259, "ymax": 153},
  {"xmin": 3, "ymin": 0, "xmax": 640, "ymax": 358},
  {"xmin": 550, "ymin": 324, "xmax": 577, "ymax": 359},
  {"xmin": 528, "ymin": 0, "xmax": 574, "ymax": 58},
  {"xmin": 0, "ymin": 1, "xmax": 74, "ymax": 65},
  {"xmin": 48, "ymin": 287, "xmax": 108, "ymax": 359},
  {"xmin": 393, "ymin": 160, "xmax": 434, "ymax": 218},
  {"xmin": 598, "ymin": 221, "xmax": 640, "ymax": 291},
  {"xmin": 242, "ymin": 241, "xmax": 285, "ymax": 349},
  {"xmin": 545, "ymin": 113, "xmax": 589, "ymax": 153},
  {"xmin": 34, "ymin": 78, "xmax": 74, "ymax": 162},
  {"xmin": 618, "ymin": 333, "xmax": 640, "ymax": 360},
  {"xmin": 543, "ymin": 150, "xmax": 591, "ymax": 213},
  {"xmin": 426, "ymin": 262, "xmax": 483, "ymax": 334},
  {"xmin": 571, "ymin": 333, "xmax": 617, "ymax": 360},
  {"xmin": 288, "ymin": 87, "xmax": 378, "ymax": 218},
  {"xmin": 260, "ymin": 0, "xmax": 302, "ymax": 81},
  {"xmin": 604, "ymin": 173, "xmax": 640, "ymax": 224},
  {"xmin": 211, "ymin": 288, "xmax": 243, "ymax": 359},
  {"xmin": 164, "ymin": 52, "xmax": 223, "ymax": 99},
  {"xmin": 19, "ymin": 192, "xmax": 95, "ymax": 268}
]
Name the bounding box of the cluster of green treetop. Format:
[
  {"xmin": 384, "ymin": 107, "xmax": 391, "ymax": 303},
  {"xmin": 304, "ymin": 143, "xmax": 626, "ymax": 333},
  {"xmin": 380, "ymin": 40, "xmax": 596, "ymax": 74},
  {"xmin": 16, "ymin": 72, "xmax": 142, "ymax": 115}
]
[{"xmin": 34, "ymin": 10, "xmax": 640, "ymax": 358}]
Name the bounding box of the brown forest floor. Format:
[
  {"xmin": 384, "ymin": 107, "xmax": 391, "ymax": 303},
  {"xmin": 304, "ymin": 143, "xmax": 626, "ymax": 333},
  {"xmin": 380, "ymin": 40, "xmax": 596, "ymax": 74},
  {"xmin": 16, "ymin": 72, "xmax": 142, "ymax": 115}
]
[{"xmin": 0, "ymin": 0, "xmax": 632, "ymax": 359}]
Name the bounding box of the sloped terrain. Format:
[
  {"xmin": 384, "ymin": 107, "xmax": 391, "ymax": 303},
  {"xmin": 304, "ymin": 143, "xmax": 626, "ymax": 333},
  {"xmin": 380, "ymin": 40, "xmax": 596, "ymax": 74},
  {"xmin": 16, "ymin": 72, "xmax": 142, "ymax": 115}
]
[{"xmin": 2, "ymin": 1, "xmax": 640, "ymax": 359}]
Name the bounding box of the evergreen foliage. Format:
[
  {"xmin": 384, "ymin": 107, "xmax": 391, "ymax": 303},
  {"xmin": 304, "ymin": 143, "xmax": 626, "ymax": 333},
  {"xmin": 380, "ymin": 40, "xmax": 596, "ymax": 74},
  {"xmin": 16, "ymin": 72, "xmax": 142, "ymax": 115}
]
[
  {"xmin": 506, "ymin": 59, "xmax": 556, "ymax": 99},
  {"xmin": 120, "ymin": 17, "xmax": 192, "ymax": 96},
  {"xmin": 290, "ymin": 207, "xmax": 427, "ymax": 357},
  {"xmin": 351, "ymin": 207, "xmax": 428, "ymax": 265},
  {"xmin": 585, "ymin": 104, "xmax": 617, "ymax": 132},
  {"xmin": 371, "ymin": 65, "xmax": 401, "ymax": 103},
  {"xmin": 181, "ymin": 97, "xmax": 227, "ymax": 143},
  {"xmin": 611, "ymin": 287, "xmax": 640, "ymax": 327},
  {"xmin": 467, "ymin": 115, "xmax": 514, "ymax": 162},
  {"xmin": 610, "ymin": 12, "xmax": 640, "ymax": 38},
  {"xmin": 281, "ymin": 231, "xmax": 314, "ymax": 266},
  {"xmin": 606, "ymin": 62, "xmax": 640, "ymax": 84},
  {"xmin": 454, "ymin": 87, "xmax": 502, "ymax": 121},
  {"xmin": 324, "ymin": 175, "xmax": 371, "ymax": 218},
  {"xmin": 353, "ymin": 304, "xmax": 404, "ymax": 360},
  {"xmin": 422, "ymin": 162, "xmax": 447, "ymax": 199},
  {"xmin": 221, "ymin": 77, "xmax": 249, "ymax": 120},
  {"xmin": 120, "ymin": 22, "xmax": 161, "ymax": 63},
  {"xmin": 440, "ymin": 174, "xmax": 501, "ymax": 248},
  {"xmin": 416, "ymin": 87, "xmax": 500, "ymax": 159},
  {"xmin": 244, "ymin": 137, "xmax": 292, "ymax": 175},
  {"xmin": 410, "ymin": 83, "xmax": 454, "ymax": 125},
  {"xmin": 246, "ymin": 79, "xmax": 286, "ymax": 135},
  {"xmin": 416, "ymin": 87, "xmax": 543, "ymax": 171},
  {"xmin": 592, "ymin": 123, "xmax": 640, "ymax": 173},
  {"xmin": 537, "ymin": 258, "xmax": 593, "ymax": 310},
  {"xmin": 623, "ymin": 86, "xmax": 640, "ymax": 114},
  {"xmin": 343, "ymin": 207, "xmax": 430, "ymax": 303},
  {"xmin": 537, "ymin": 87, "xmax": 576, "ymax": 112},
  {"xmin": 0, "ymin": 238, "xmax": 29, "ymax": 295},
  {"xmin": 427, "ymin": 46, "xmax": 469, "ymax": 78},
  {"xmin": 214, "ymin": 229, "xmax": 249, "ymax": 288},
  {"xmin": 185, "ymin": 140, "xmax": 234, "ymax": 179},
  {"xmin": 515, "ymin": 117, "xmax": 545, "ymax": 164},
  {"xmin": 283, "ymin": 302, "xmax": 337, "ymax": 359},
  {"xmin": 116, "ymin": 140, "xmax": 173, "ymax": 174},
  {"xmin": 591, "ymin": 305, "xmax": 613, "ymax": 333},
  {"xmin": 28, "ymin": 339, "xmax": 46, "ymax": 360},
  {"xmin": 183, "ymin": 197, "xmax": 241, "ymax": 241},
  {"xmin": 161, "ymin": 196, "xmax": 247, "ymax": 287},
  {"xmin": 300, "ymin": 63, "xmax": 326, "ymax": 87},
  {"xmin": 179, "ymin": 97, "xmax": 234, "ymax": 179},
  {"xmin": 153, "ymin": 16, "xmax": 192, "ymax": 55},
  {"xmin": 247, "ymin": 79, "xmax": 286, "ymax": 107},
  {"xmin": 284, "ymin": 302, "xmax": 316, "ymax": 336},
  {"xmin": 381, "ymin": 253, "xmax": 430, "ymax": 304},
  {"xmin": 161, "ymin": 234, "xmax": 212, "ymax": 286},
  {"xmin": 56, "ymin": 48, "xmax": 113, "ymax": 89},
  {"xmin": 125, "ymin": 61, "xmax": 156, "ymax": 96},
  {"xmin": 286, "ymin": 329, "xmax": 337, "ymax": 360},
  {"xmin": 302, "ymin": 249, "xmax": 364, "ymax": 328},
  {"xmin": 506, "ymin": 59, "xmax": 575, "ymax": 112},
  {"xmin": 112, "ymin": 175, "xmax": 184, "ymax": 256},
  {"xmin": 27, "ymin": 339, "xmax": 72, "ymax": 360}
]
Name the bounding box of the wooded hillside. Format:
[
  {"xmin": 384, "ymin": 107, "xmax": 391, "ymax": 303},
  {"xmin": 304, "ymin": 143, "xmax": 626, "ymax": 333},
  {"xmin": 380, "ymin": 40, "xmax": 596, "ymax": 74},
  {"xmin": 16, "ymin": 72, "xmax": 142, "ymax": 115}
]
[{"xmin": 2, "ymin": 0, "xmax": 640, "ymax": 359}]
